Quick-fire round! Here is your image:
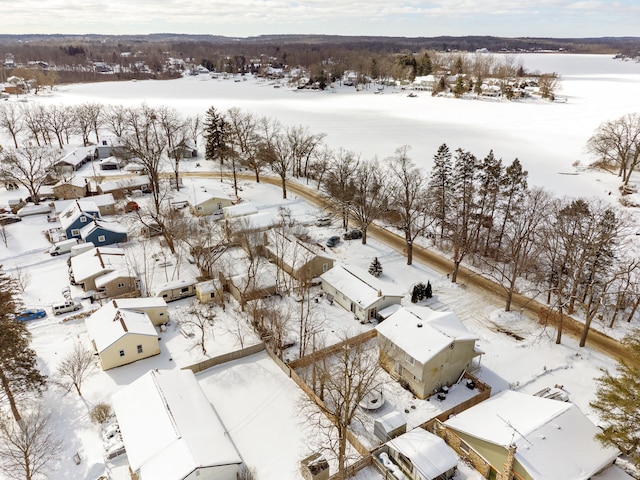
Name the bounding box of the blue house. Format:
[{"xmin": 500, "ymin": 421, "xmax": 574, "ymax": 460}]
[
  {"xmin": 59, "ymin": 200, "xmax": 101, "ymax": 240},
  {"xmin": 80, "ymin": 219, "xmax": 128, "ymax": 247}
]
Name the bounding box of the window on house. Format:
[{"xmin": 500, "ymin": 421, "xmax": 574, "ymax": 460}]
[
  {"xmin": 98, "ymin": 235, "xmax": 106, "ymax": 242},
  {"xmin": 405, "ymin": 353, "xmax": 415, "ymax": 366},
  {"xmin": 210, "ymin": 292, "xmax": 215, "ymax": 299},
  {"xmin": 460, "ymin": 440, "xmax": 470, "ymax": 454},
  {"xmin": 322, "ymin": 262, "xmax": 328, "ymax": 272},
  {"xmin": 80, "ymin": 217, "xmax": 87, "ymax": 223},
  {"xmin": 119, "ymin": 350, "xmax": 125, "ymax": 357},
  {"xmin": 71, "ymin": 229, "xmax": 80, "ymax": 236},
  {"xmin": 137, "ymin": 345, "xmax": 143, "ymax": 354},
  {"xmin": 117, "ymin": 282, "xmax": 125, "ymax": 288},
  {"xmin": 397, "ymin": 452, "xmax": 412, "ymax": 470},
  {"xmin": 181, "ymin": 287, "xmax": 189, "ymax": 293}
]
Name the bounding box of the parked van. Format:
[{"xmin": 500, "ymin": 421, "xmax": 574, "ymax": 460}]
[
  {"xmin": 70, "ymin": 242, "xmax": 95, "ymax": 257},
  {"xmin": 52, "ymin": 300, "xmax": 82, "ymax": 315},
  {"xmin": 49, "ymin": 238, "xmax": 79, "ymax": 256},
  {"xmin": 155, "ymin": 279, "xmax": 197, "ymax": 302}
]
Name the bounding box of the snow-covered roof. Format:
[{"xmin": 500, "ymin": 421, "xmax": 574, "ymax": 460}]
[
  {"xmin": 376, "ymin": 306, "xmax": 478, "ymax": 363},
  {"xmin": 98, "ymin": 175, "xmax": 150, "ymax": 193},
  {"xmin": 264, "ymin": 231, "xmax": 331, "ymax": 270},
  {"xmin": 154, "ymin": 278, "xmax": 197, "ymax": 293},
  {"xmin": 320, "ymin": 264, "xmax": 404, "ymax": 309},
  {"xmin": 85, "ymin": 303, "xmax": 156, "ymax": 352},
  {"xmin": 375, "ymin": 410, "xmax": 406, "ymax": 432},
  {"xmin": 59, "ymin": 200, "xmax": 100, "ymax": 230},
  {"xmin": 444, "ymin": 390, "xmax": 620, "ymax": 480},
  {"xmin": 112, "ymin": 369, "xmax": 242, "ymax": 479},
  {"xmin": 223, "ymin": 203, "xmax": 259, "ymax": 218},
  {"xmin": 80, "ymin": 219, "xmax": 128, "ymax": 238},
  {"xmin": 387, "ymin": 429, "xmax": 458, "ymax": 479},
  {"xmin": 188, "ymin": 188, "xmax": 232, "ymax": 206},
  {"xmin": 54, "ymin": 176, "xmax": 88, "ymax": 189},
  {"xmin": 94, "ymin": 269, "xmax": 134, "ymax": 288},
  {"xmin": 70, "ymin": 247, "xmax": 128, "ymax": 283},
  {"xmin": 592, "ymin": 465, "xmax": 635, "ymax": 479},
  {"xmin": 111, "ymin": 297, "xmax": 167, "ymax": 310},
  {"xmin": 54, "ymin": 194, "xmax": 115, "ymax": 213},
  {"xmin": 56, "ymin": 146, "xmax": 97, "ymax": 167}
]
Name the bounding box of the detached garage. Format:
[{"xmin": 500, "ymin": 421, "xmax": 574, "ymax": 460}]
[{"xmin": 113, "ymin": 369, "xmax": 243, "ymax": 480}]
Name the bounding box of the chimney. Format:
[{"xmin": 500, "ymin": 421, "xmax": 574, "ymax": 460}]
[
  {"xmin": 377, "ymin": 289, "xmax": 382, "ymax": 297},
  {"xmin": 499, "ymin": 444, "xmax": 517, "ymax": 480}
]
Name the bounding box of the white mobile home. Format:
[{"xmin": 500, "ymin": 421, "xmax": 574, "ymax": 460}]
[{"xmin": 155, "ymin": 279, "xmax": 197, "ymax": 302}]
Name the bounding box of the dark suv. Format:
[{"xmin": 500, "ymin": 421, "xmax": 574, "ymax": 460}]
[{"xmin": 343, "ymin": 229, "xmax": 363, "ymax": 240}]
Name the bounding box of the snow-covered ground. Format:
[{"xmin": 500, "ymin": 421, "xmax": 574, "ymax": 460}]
[{"xmin": 1, "ymin": 53, "xmax": 639, "ymax": 479}]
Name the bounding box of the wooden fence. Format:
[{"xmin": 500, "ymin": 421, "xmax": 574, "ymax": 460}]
[{"xmin": 182, "ymin": 343, "xmax": 265, "ymax": 373}]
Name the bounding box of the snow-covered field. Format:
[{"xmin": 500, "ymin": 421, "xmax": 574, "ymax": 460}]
[{"xmin": 2, "ymin": 53, "xmax": 640, "ymax": 479}]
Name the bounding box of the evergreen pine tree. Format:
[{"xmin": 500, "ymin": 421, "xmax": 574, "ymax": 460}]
[
  {"xmin": 203, "ymin": 106, "xmax": 227, "ymax": 163},
  {"xmin": 0, "ymin": 267, "xmax": 47, "ymax": 424},
  {"xmin": 590, "ymin": 333, "xmax": 640, "ymax": 463},
  {"xmin": 427, "ymin": 144, "xmax": 453, "ymax": 245},
  {"xmin": 425, "ymin": 280, "xmax": 433, "ymax": 299},
  {"xmin": 369, "ymin": 257, "xmax": 383, "ymax": 277}
]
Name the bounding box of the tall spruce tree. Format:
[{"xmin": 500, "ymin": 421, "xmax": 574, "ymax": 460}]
[
  {"xmin": 427, "ymin": 143, "xmax": 453, "ymax": 246},
  {"xmin": 590, "ymin": 333, "xmax": 640, "ymax": 463},
  {"xmin": 449, "ymin": 148, "xmax": 480, "ymax": 282},
  {"xmin": 203, "ymin": 106, "xmax": 227, "ymax": 163},
  {"xmin": 0, "ymin": 267, "xmax": 47, "ymax": 424}
]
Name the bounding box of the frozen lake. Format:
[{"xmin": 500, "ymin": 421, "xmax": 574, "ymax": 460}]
[{"xmin": 31, "ymin": 53, "xmax": 640, "ymax": 198}]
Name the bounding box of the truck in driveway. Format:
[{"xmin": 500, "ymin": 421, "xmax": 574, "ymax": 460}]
[{"xmin": 49, "ymin": 238, "xmax": 79, "ymax": 256}]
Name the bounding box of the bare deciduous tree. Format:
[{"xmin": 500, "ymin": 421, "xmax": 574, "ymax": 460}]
[
  {"xmin": 347, "ymin": 159, "xmax": 391, "ymax": 244},
  {"xmin": 0, "ymin": 103, "xmax": 24, "ymax": 148},
  {"xmin": 56, "ymin": 343, "xmax": 95, "ymax": 396},
  {"xmin": 303, "ymin": 335, "xmax": 385, "ymax": 478},
  {"xmin": 387, "ymin": 146, "xmax": 432, "ymax": 265},
  {"xmin": 0, "ymin": 404, "xmax": 63, "ymax": 480},
  {"xmin": 323, "ymin": 148, "xmax": 359, "ymax": 230},
  {"xmin": 587, "ymin": 113, "xmax": 640, "ymax": 188},
  {"xmin": 0, "ymin": 145, "xmax": 57, "ymax": 205},
  {"xmin": 184, "ymin": 304, "xmax": 216, "ymax": 356}
]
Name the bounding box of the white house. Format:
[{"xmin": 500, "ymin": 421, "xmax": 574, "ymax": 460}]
[
  {"xmin": 443, "ymin": 390, "xmax": 622, "ymax": 480},
  {"xmin": 188, "ymin": 188, "xmax": 233, "ymax": 217},
  {"xmin": 320, "ymin": 264, "xmax": 403, "ymax": 323},
  {"xmin": 375, "ymin": 306, "xmax": 482, "ymax": 398},
  {"xmin": 112, "ymin": 369, "xmax": 243, "ymax": 480}
]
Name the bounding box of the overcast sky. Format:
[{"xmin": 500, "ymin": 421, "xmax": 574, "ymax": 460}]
[{"xmin": 2, "ymin": 0, "xmax": 639, "ymax": 38}]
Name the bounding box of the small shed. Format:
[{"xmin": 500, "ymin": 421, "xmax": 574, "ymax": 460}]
[
  {"xmin": 373, "ymin": 410, "xmax": 407, "ymax": 442},
  {"xmin": 195, "ymin": 280, "xmax": 222, "ymax": 304}
]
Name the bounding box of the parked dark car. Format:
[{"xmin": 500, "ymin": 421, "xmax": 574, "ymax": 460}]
[
  {"xmin": 326, "ymin": 236, "xmax": 341, "ymax": 247},
  {"xmin": 16, "ymin": 308, "xmax": 47, "ymax": 321},
  {"xmin": 343, "ymin": 229, "xmax": 363, "ymax": 240}
]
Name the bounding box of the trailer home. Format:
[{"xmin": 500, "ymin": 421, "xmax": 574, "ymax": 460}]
[{"xmin": 155, "ymin": 279, "xmax": 197, "ymax": 302}]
